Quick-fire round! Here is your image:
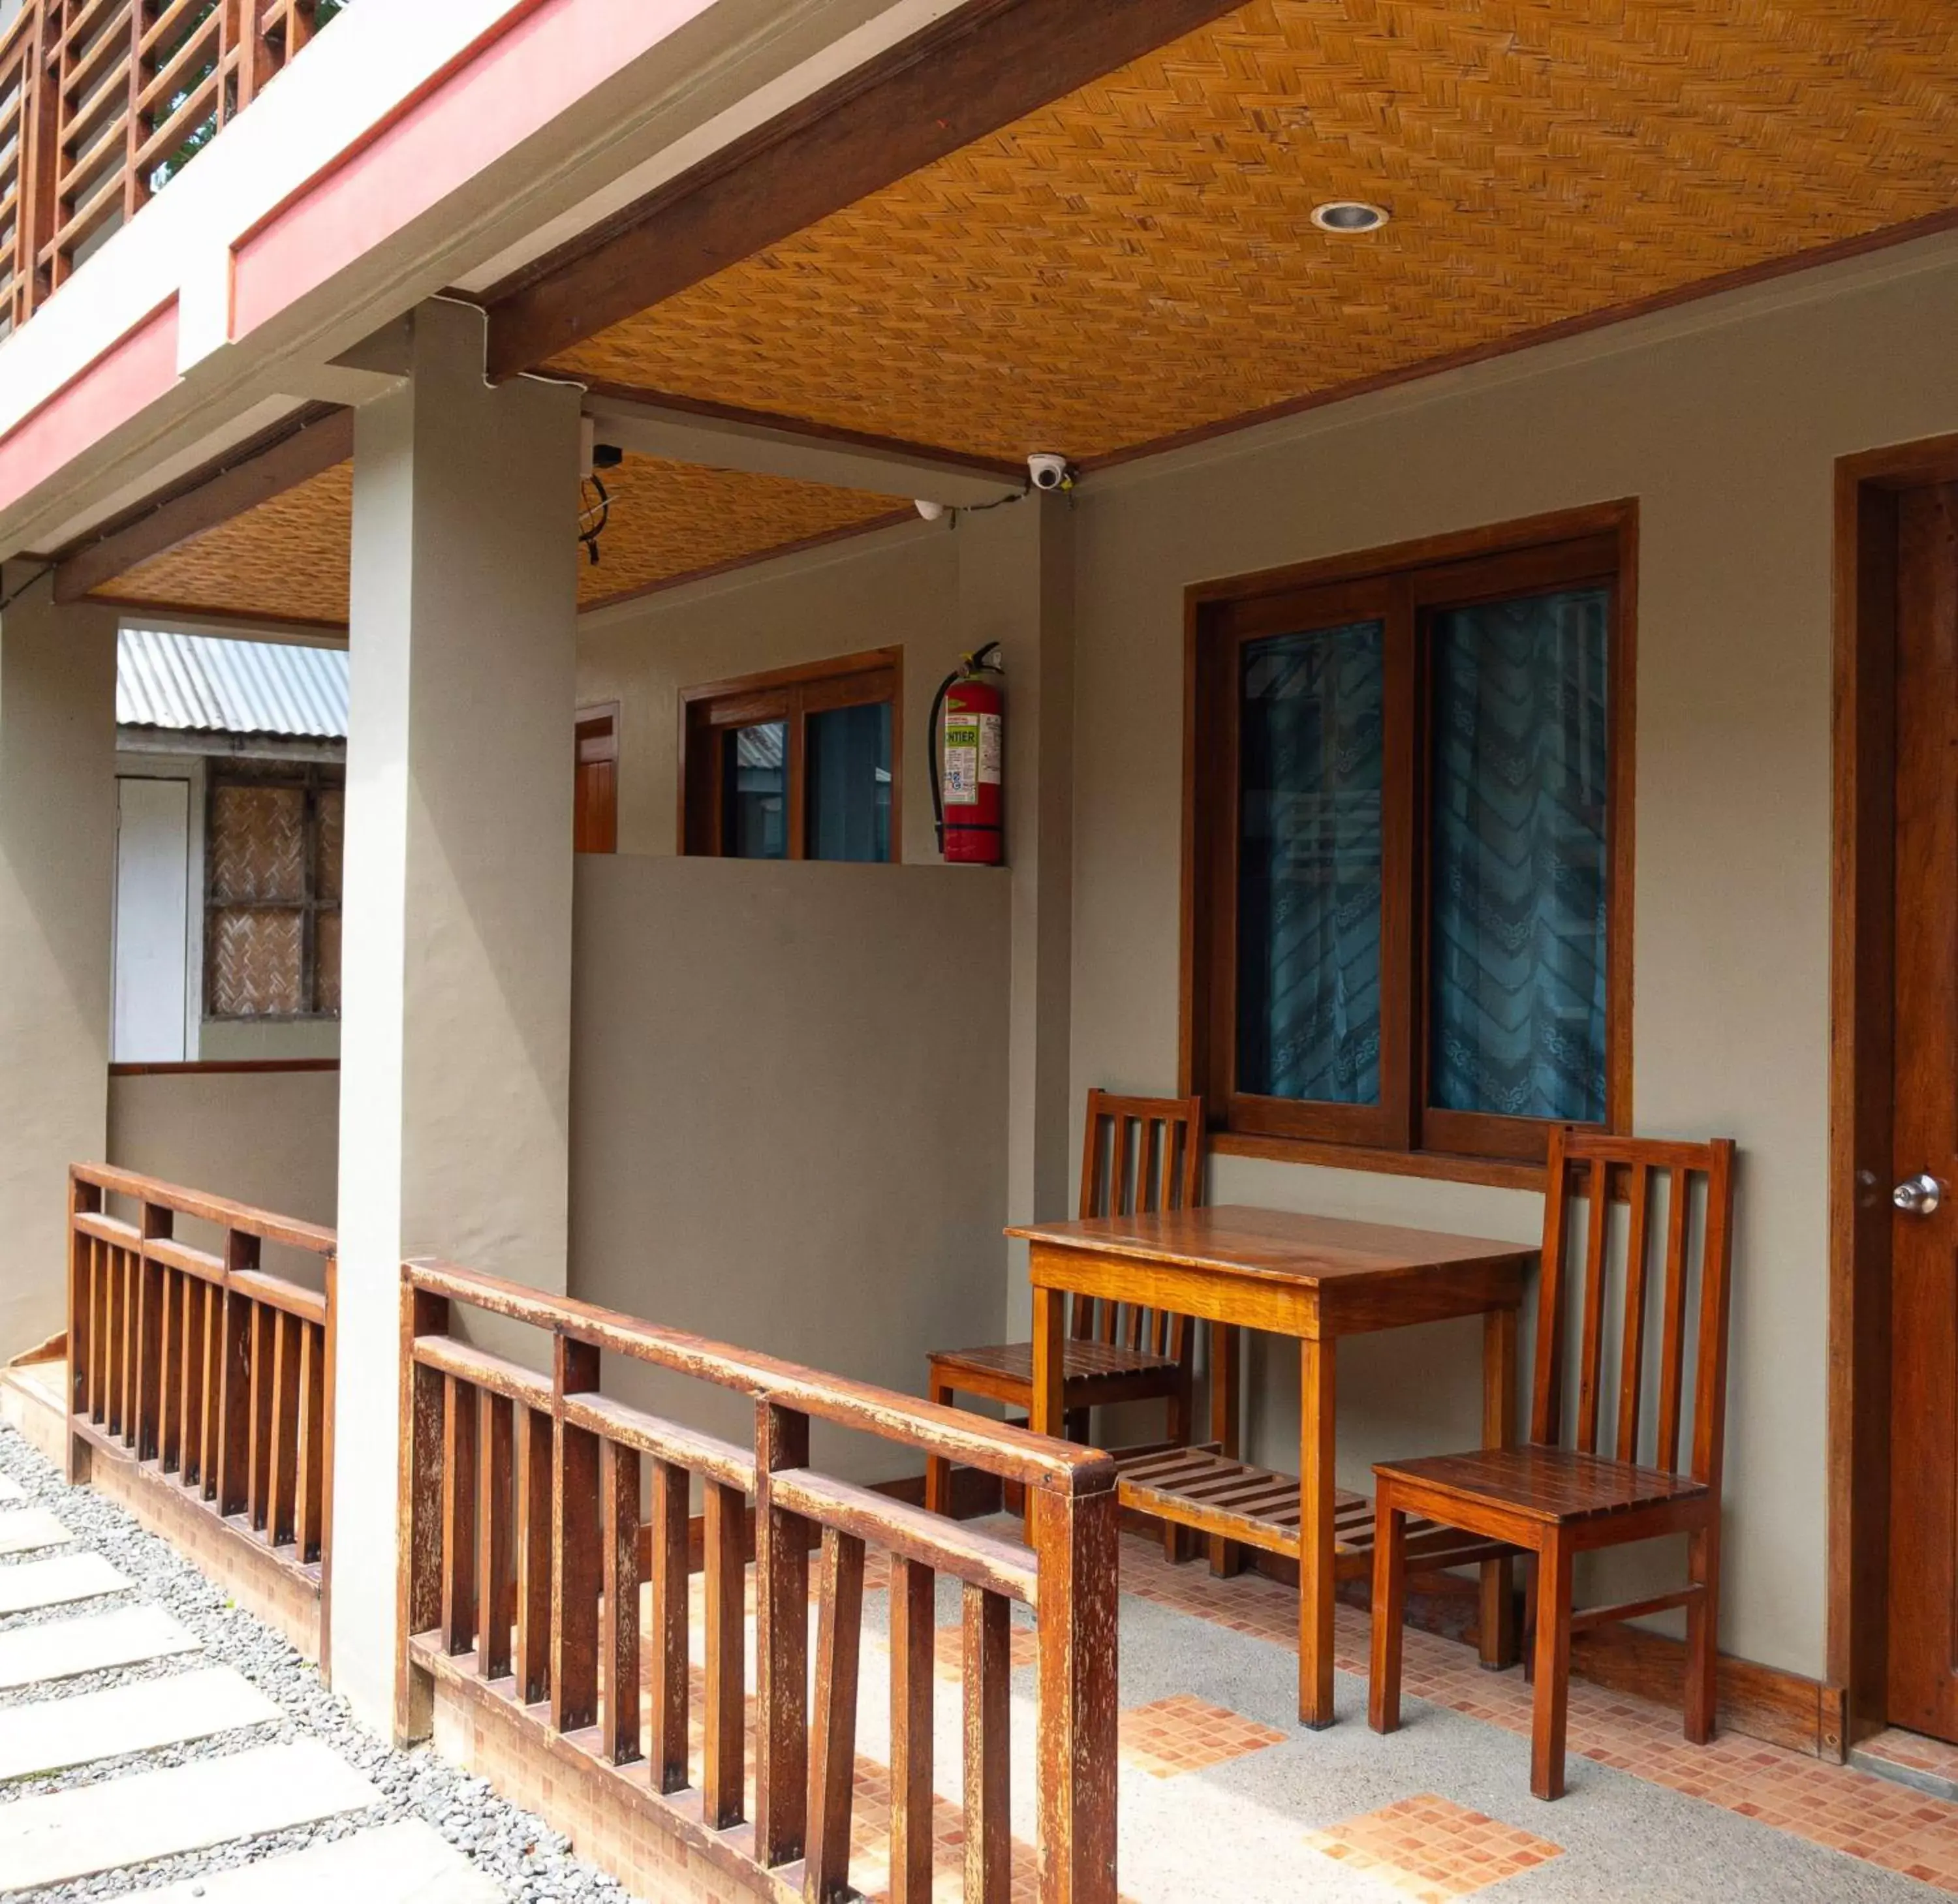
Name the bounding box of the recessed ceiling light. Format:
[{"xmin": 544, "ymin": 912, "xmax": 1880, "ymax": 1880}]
[{"xmin": 1311, "ymin": 200, "xmax": 1390, "ymax": 234}]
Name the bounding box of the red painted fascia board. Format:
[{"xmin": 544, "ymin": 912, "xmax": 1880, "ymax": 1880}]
[
  {"xmin": 0, "ymin": 299, "xmax": 179, "ymax": 519},
  {"xmin": 231, "ymin": 0, "xmax": 717, "ymax": 343}
]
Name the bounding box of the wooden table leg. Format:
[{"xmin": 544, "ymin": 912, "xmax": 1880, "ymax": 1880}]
[
  {"xmin": 1209, "ymin": 1321, "xmax": 1243, "ymax": 1578},
  {"xmin": 1479, "ymin": 1304, "xmax": 1519, "ymax": 1670},
  {"xmin": 1027, "ymin": 1280, "xmax": 1065, "ymax": 1543},
  {"xmin": 1299, "ymin": 1333, "xmax": 1336, "ymax": 1728}
]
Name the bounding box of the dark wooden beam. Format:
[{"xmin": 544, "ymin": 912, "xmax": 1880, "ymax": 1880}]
[
  {"xmin": 53, "ymin": 406, "xmax": 352, "ymax": 604},
  {"xmin": 484, "ymin": 0, "xmax": 1245, "ymax": 378}
]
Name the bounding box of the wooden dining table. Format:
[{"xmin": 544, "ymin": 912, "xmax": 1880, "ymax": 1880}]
[{"xmin": 1006, "ymin": 1204, "xmax": 1535, "ymax": 1728}]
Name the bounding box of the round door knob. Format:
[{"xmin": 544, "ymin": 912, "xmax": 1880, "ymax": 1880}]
[{"xmin": 1894, "ymin": 1173, "xmax": 1944, "ymax": 1215}]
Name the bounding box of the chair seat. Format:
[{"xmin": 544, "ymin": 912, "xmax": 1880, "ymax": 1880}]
[
  {"xmin": 930, "ymin": 1337, "xmax": 1179, "ymax": 1391},
  {"xmin": 1376, "ymin": 1445, "xmax": 1709, "ymax": 1528}
]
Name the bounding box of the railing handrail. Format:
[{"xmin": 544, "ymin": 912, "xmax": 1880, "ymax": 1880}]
[
  {"xmin": 72, "ymin": 1161, "xmax": 335, "ymax": 1260},
  {"xmin": 403, "ymin": 1256, "xmax": 1119, "ymax": 1902},
  {"xmin": 405, "ymin": 1256, "xmax": 1114, "ymax": 1496},
  {"xmin": 67, "ymin": 1160, "xmax": 338, "ymax": 1685}
]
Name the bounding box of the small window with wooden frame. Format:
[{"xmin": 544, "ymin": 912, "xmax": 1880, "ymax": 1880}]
[
  {"xmin": 1183, "ymin": 504, "xmax": 1636, "ymax": 1183},
  {"xmin": 204, "ymin": 762, "xmax": 344, "ymax": 1021},
  {"xmin": 680, "ymin": 647, "xmax": 901, "ymax": 863}
]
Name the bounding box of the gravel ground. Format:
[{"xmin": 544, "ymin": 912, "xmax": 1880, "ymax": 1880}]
[{"xmin": 0, "ymin": 1422, "xmax": 636, "ymax": 1904}]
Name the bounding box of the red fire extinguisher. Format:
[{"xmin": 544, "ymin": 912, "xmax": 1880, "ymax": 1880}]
[{"xmin": 930, "ymin": 643, "xmax": 1004, "ymax": 864}]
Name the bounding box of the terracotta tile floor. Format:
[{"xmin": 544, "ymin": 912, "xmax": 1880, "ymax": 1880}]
[
  {"xmin": 1116, "ymin": 1528, "xmax": 1958, "ymax": 1892},
  {"xmin": 1119, "ymin": 1693, "xmax": 1288, "ymax": 1779},
  {"xmin": 609, "ymin": 1522, "xmax": 1958, "ymax": 1899},
  {"xmin": 1857, "ymin": 1728, "xmax": 1958, "ymax": 1797},
  {"xmin": 1304, "ymin": 1793, "xmax": 1564, "ymax": 1903},
  {"xmin": 933, "ymin": 1617, "xmax": 1040, "ymax": 1678}
]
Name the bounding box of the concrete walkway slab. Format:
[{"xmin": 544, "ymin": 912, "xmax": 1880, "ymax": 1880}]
[
  {"xmin": 0, "ymin": 1605, "xmax": 198, "ymax": 1689},
  {"xmin": 115, "ymin": 1819, "xmax": 504, "ymax": 1903},
  {"xmin": 0, "ymin": 1550, "xmax": 127, "ymax": 1615},
  {"xmin": 0, "ymin": 1665, "xmax": 280, "ymax": 1781},
  {"xmin": 0, "ymin": 1506, "xmax": 72, "ymax": 1555},
  {"xmin": 0, "ymin": 1739, "xmax": 377, "ymax": 1890},
  {"xmin": 0, "ymin": 1473, "xmax": 24, "ymax": 1501}
]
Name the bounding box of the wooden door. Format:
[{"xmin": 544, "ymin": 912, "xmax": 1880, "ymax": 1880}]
[
  {"xmin": 1889, "ymin": 481, "xmax": 1958, "ymax": 1739},
  {"xmin": 575, "ymin": 707, "xmax": 618, "ymax": 854}
]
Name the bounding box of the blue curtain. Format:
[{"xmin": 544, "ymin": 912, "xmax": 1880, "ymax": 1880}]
[
  {"xmin": 1428, "ymin": 587, "xmax": 1610, "ymax": 1122},
  {"xmin": 1235, "ymin": 621, "xmax": 1385, "ymax": 1104}
]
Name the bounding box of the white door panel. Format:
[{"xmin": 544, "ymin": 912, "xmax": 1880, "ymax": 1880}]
[{"xmin": 112, "ymin": 778, "xmax": 191, "ymax": 1064}]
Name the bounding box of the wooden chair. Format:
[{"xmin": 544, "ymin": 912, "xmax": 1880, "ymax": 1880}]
[
  {"xmin": 925, "ymin": 1090, "xmax": 1205, "ymax": 1544},
  {"xmin": 1368, "ymin": 1126, "xmax": 1737, "ymax": 1800}
]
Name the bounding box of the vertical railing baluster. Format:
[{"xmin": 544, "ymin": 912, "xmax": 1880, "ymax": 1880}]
[
  {"xmin": 888, "ymin": 1556, "xmax": 935, "ymax": 1904},
  {"xmin": 515, "ymin": 1402, "xmax": 553, "ymax": 1704},
  {"xmin": 396, "ymin": 1280, "xmax": 449, "ymax": 1742},
  {"xmin": 599, "ymin": 1438, "xmax": 641, "ymax": 1766},
  {"xmin": 134, "ymin": 1205, "xmax": 168, "ymax": 1456},
  {"xmin": 551, "ymin": 1334, "xmax": 601, "ymax": 1735},
  {"xmin": 294, "ymin": 1317, "xmax": 320, "ymax": 1559},
  {"xmin": 963, "ymin": 1584, "xmax": 1010, "ymax": 1904},
  {"xmin": 248, "ymin": 1298, "xmax": 273, "ymax": 1531},
  {"xmin": 441, "ymin": 1374, "xmax": 478, "ymax": 1655},
  {"xmin": 755, "ymin": 1400, "xmax": 811, "ymax": 1867},
  {"xmin": 201, "ymin": 1269, "xmax": 225, "ymax": 1503},
  {"xmin": 477, "ymin": 1389, "xmax": 514, "ymax": 1681},
  {"xmin": 1031, "ymin": 1482, "xmax": 1120, "ymax": 1904},
  {"xmin": 648, "ymin": 1456, "xmax": 689, "ymax": 1795},
  {"xmin": 805, "ymin": 1526, "xmax": 865, "ymax": 1904},
  {"xmin": 66, "ymin": 1173, "xmax": 95, "ymax": 1424},
  {"xmin": 270, "ymin": 1309, "xmax": 301, "ymax": 1546},
  {"xmin": 702, "ymin": 1477, "xmax": 745, "ymax": 1829}
]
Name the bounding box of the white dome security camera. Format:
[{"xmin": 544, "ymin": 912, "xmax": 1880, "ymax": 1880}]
[{"xmin": 1027, "ymin": 452, "xmax": 1073, "ymax": 492}]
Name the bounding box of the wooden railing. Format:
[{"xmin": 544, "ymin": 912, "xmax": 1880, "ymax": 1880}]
[
  {"xmin": 66, "ymin": 1163, "xmax": 336, "ymax": 1633},
  {"xmin": 0, "ymin": 0, "xmax": 340, "ymax": 333},
  {"xmin": 401, "ymin": 1260, "xmax": 1119, "ymax": 1904}
]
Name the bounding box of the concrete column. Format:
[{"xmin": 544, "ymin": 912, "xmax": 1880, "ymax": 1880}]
[
  {"xmin": 331, "ymin": 300, "xmax": 581, "ymax": 1726},
  {"xmin": 0, "ymin": 574, "xmax": 116, "ymax": 1359},
  {"xmin": 957, "ymin": 494, "xmax": 1074, "ymax": 1337}
]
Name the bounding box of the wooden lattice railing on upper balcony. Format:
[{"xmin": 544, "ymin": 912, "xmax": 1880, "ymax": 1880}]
[
  {"xmin": 0, "ymin": 0, "xmax": 341, "ymax": 334},
  {"xmin": 66, "ymin": 1162, "xmax": 336, "ymax": 1650},
  {"xmin": 401, "ymin": 1259, "xmax": 1119, "ymax": 1904}
]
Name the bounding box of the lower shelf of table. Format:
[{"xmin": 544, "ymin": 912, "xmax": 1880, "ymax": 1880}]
[{"xmin": 1114, "ymin": 1445, "xmax": 1511, "ymax": 1580}]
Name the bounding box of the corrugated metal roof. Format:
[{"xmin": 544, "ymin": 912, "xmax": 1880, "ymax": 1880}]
[{"xmin": 117, "ymin": 628, "xmax": 348, "ymax": 739}]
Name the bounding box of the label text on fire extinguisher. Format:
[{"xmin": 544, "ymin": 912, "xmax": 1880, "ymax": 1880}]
[{"xmin": 944, "ymin": 713, "xmax": 1002, "ymax": 805}]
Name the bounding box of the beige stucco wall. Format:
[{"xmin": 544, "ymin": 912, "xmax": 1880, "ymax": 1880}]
[
  {"xmin": 576, "ymin": 517, "xmax": 960, "ymax": 861},
  {"xmin": 567, "ymin": 853, "xmax": 1010, "ymax": 1481},
  {"xmin": 106, "ymin": 1068, "xmax": 340, "ymax": 1289},
  {"xmin": 1061, "ymin": 235, "xmax": 1958, "ymax": 1682}
]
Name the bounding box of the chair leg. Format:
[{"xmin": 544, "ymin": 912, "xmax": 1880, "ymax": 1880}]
[
  {"xmin": 1367, "ymin": 1492, "xmax": 1407, "ymax": 1734},
  {"xmin": 925, "ymin": 1375, "xmax": 956, "ymax": 1516},
  {"xmin": 1684, "ymin": 1520, "xmax": 1721, "ymax": 1745},
  {"xmin": 1530, "ymin": 1530, "xmax": 1574, "ymax": 1800},
  {"xmin": 1063, "ymin": 1408, "xmax": 1090, "ymax": 1443},
  {"xmin": 1521, "ymin": 1552, "xmax": 1538, "ymax": 1685}
]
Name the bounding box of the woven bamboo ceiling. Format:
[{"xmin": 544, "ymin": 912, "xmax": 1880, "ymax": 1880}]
[
  {"xmin": 548, "ymin": 0, "xmax": 1958, "ymax": 462},
  {"xmin": 89, "ymin": 457, "xmax": 909, "ymax": 626}
]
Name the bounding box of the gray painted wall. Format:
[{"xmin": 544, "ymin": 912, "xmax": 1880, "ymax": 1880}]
[{"xmin": 567, "ymin": 853, "xmax": 1010, "ymax": 1481}]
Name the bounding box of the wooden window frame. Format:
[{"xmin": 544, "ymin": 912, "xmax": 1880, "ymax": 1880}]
[
  {"xmin": 202, "ymin": 760, "xmax": 344, "ymax": 1022},
  {"xmin": 1181, "ymin": 502, "xmax": 1637, "ymax": 1188},
  {"xmin": 678, "ymin": 646, "xmax": 903, "ymax": 863}
]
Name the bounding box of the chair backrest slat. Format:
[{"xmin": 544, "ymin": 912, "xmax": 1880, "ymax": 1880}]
[
  {"xmin": 1575, "ymin": 1160, "xmax": 1611, "ymax": 1454},
  {"xmin": 1613, "ymin": 1162, "xmax": 1653, "ymax": 1466},
  {"xmin": 1071, "ymin": 1090, "xmax": 1205, "ymax": 1364},
  {"xmin": 1529, "ymin": 1126, "xmax": 1576, "ymax": 1447},
  {"xmin": 1656, "ymin": 1165, "xmax": 1692, "ymax": 1471},
  {"xmin": 1532, "ymin": 1128, "xmax": 1737, "ymax": 1484}
]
